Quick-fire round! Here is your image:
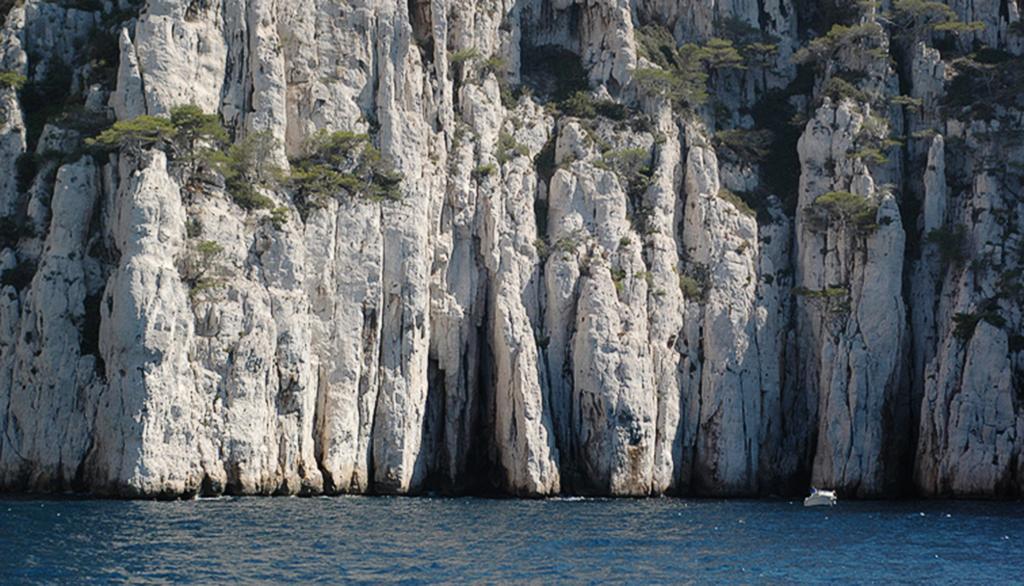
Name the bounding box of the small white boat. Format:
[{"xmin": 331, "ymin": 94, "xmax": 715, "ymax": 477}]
[{"xmin": 803, "ymin": 488, "xmax": 837, "ymax": 507}]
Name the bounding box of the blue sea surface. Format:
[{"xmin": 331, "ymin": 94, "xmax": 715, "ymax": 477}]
[{"xmin": 1, "ymin": 496, "xmax": 1021, "ymax": 583}]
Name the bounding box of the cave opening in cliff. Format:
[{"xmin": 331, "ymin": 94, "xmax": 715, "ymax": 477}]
[
  {"xmin": 416, "ymin": 322, "xmax": 506, "ymax": 497},
  {"xmin": 520, "ymin": 45, "xmax": 589, "ymax": 103},
  {"xmin": 518, "ymin": 0, "xmax": 585, "ymax": 102}
]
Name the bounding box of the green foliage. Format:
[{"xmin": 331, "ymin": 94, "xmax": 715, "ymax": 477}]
[
  {"xmin": 716, "ymin": 188, "xmax": 756, "ymax": 217},
  {"xmin": 0, "ymin": 70, "xmax": 26, "ymax": 89},
  {"xmin": 794, "ymin": 286, "xmax": 849, "ymax": 299},
  {"xmin": 267, "ymin": 207, "xmax": 290, "ymax": 230},
  {"xmin": 636, "ymin": 24, "xmax": 681, "ymax": 69},
  {"xmin": 600, "ymin": 148, "xmax": 653, "ymax": 199},
  {"xmin": 846, "ymin": 114, "xmax": 900, "ymax": 165},
  {"xmin": 943, "ymin": 54, "xmax": 1024, "ymax": 119},
  {"xmin": 952, "ymin": 302, "xmax": 1005, "ymax": 339},
  {"xmin": 926, "ymin": 226, "xmax": 968, "ymax": 268},
  {"xmin": 195, "ymin": 239, "xmax": 223, "ymax": 258},
  {"xmin": 481, "ymin": 55, "xmax": 506, "ymax": 77},
  {"xmin": 678, "ymin": 275, "xmax": 702, "ymax": 300},
  {"xmin": 228, "ymin": 186, "xmax": 275, "ymax": 211},
  {"xmin": 225, "ymin": 131, "xmax": 283, "ymax": 186},
  {"xmin": 634, "ymin": 26, "xmax": 751, "ymax": 112},
  {"xmin": 889, "ymin": 94, "xmax": 924, "ymax": 109},
  {"xmin": 559, "ymin": 91, "xmax": 628, "ymax": 120},
  {"xmin": 90, "ymin": 104, "xmax": 230, "ymax": 166},
  {"xmin": 847, "ymin": 147, "xmax": 888, "ymax": 165},
  {"xmin": 793, "ymin": 22, "xmax": 888, "ymax": 108},
  {"xmin": 821, "ymin": 76, "xmax": 873, "ymax": 104},
  {"xmin": 805, "ymin": 191, "xmax": 878, "ymax": 233},
  {"xmin": 795, "ymin": 285, "xmax": 852, "ymax": 315},
  {"xmin": 87, "ymin": 115, "xmax": 177, "ymax": 150},
  {"xmin": 802, "ymin": 0, "xmax": 873, "ymax": 34},
  {"xmin": 884, "ymin": 0, "xmax": 984, "ymax": 43},
  {"xmin": 794, "ymin": 285, "xmax": 850, "ymax": 314},
  {"xmin": 633, "ymin": 26, "xmax": 709, "ymax": 111},
  {"xmin": 179, "ymin": 239, "xmax": 224, "ymax": 293},
  {"xmin": 718, "ymin": 15, "xmax": 780, "ymax": 68},
  {"xmin": 634, "ymin": 25, "xmax": 752, "ymax": 112},
  {"xmin": 533, "ymin": 238, "xmax": 549, "ymax": 259},
  {"xmin": 611, "ymin": 266, "xmax": 627, "ymax": 294},
  {"xmin": 473, "ymin": 163, "xmax": 497, "ymax": 179},
  {"xmin": 208, "ymin": 130, "xmax": 283, "ymax": 209},
  {"xmin": 551, "ymin": 231, "xmax": 584, "ymax": 257},
  {"xmin": 496, "ymin": 131, "xmax": 530, "ymax": 164},
  {"xmin": 742, "ymin": 42, "xmax": 780, "ymax": 68},
  {"xmin": 186, "ymin": 217, "xmax": 203, "ymax": 239},
  {"xmin": 449, "ymin": 48, "xmax": 480, "ymax": 65},
  {"xmin": 713, "ymin": 128, "xmax": 774, "ymax": 163},
  {"xmin": 289, "ymin": 130, "xmax": 402, "ymax": 214},
  {"xmin": 701, "ymin": 38, "xmax": 745, "ymax": 70},
  {"xmin": 633, "ymin": 67, "xmax": 706, "ymax": 108},
  {"xmin": 169, "ymin": 104, "xmax": 228, "ymax": 175},
  {"xmin": 793, "ymin": 22, "xmax": 885, "ymax": 69}
]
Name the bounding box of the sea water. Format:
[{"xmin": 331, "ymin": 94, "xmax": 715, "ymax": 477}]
[{"xmin": 1, "ymin": 496, "xmax": 1021, "ymax": 583}]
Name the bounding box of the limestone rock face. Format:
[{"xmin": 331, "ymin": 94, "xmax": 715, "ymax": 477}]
[
  {"xmin": 914, "ymin": 119, "xmax": 1024, "ymax": 497},
  {"xmin": 795, "ymin": 100, "xmax": 910, "ymax": 497},
  {"xmin": 1, "ymin": 0, "xmax": 1022, "ymax": 498}
]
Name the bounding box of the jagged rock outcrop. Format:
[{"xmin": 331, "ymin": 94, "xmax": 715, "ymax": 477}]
[{"xmin": 0, "ymin": 0, "xmax": 1021, "ymax": 498}]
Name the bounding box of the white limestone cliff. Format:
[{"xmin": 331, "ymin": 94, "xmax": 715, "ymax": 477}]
[{"xmin": 0, "ymin": 0, "xmax": 1021, "ymax": 498}]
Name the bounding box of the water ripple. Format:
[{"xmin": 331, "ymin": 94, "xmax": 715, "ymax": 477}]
[{"xmin": 1, "ymin": 497, "xmax": 1022, "ymax": 583}]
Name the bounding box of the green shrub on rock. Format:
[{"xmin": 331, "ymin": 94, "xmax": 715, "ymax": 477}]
[
  {"xmin": 289, "ymin": 130, "xmax": 403, "ymax": 215},
  {"xmin": 885, "ymin": 0, "xmax": 984, "ymax": 44},
  {"xmin": 87, "ymin": 115, "xmax": 177, "ymax": 150},
  {"xmin": 952, "ymin": 301, "xmax": 1005, "ymax": 339},
  {"xmin": 600, "ymin": 148, "xmax": 653, "ymax": 199},
  {"xmin": 713, "ymin": 129, "xmax": 774, "ymax": 163},
  {"xmin": 0, "ymin": 70, "xmax": 26, "ymax": 89},
  {"xmin": 793, "ymin": 23, "xmax": 885, "ymax": 69},
  {"xmin": 169, "ymin": 104, "xmax": 229, "ymax": 176},
  {"xmin": 678, "ymin": 274, "xmax": 703, "ymax": 300},
  {"xmin": 805, "ymin": 191, "xmax": 879, "ymax": 233},
  {"xmin": 209, "ymin": 130, "xmax": 283, "ymax": 210},
  {"xmin": 179, "ymin": 239, "xmax": 225, "ymax": 294},
  {"xmin": 926, "ymin": 226, "xmax": 968, "ymax": 268},
  {"xmin": 716, "ymin": 188, "xmax": 756, "ymax": 218}
]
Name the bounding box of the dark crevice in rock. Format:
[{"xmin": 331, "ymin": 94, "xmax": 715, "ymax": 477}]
[{"xmin": 408, "ymin": 0, "xmax": 435, "ymax": 63}]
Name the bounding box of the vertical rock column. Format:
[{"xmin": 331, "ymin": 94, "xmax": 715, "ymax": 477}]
[
  {"xmin": 0, "ymin": 159, "xmax": 103, "ymax": 490},
  {"xmin": 643, "ymin": 110, "xmax": 686, "ymax": 494},
  {"xmin": 369, "ymin": 1, "xmax": 438, "ymax": 493},
  {"xmin": 680, "ymin": 132, "xmax": 763, "ymax": 496},
  {"xmin": 915, "ymin": 121, "xmax": 1024, "ymax": 496},
  {"xmin": 795, "ymin": 100, "xmax": 908, "ymax": 497},
  {"xmin": 545, "ymin": 120, "xmax": 656, "ymax": 495},
  {"xmin": 90, "ymin": 152, "xmax": 204, "ymax": 496}
]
